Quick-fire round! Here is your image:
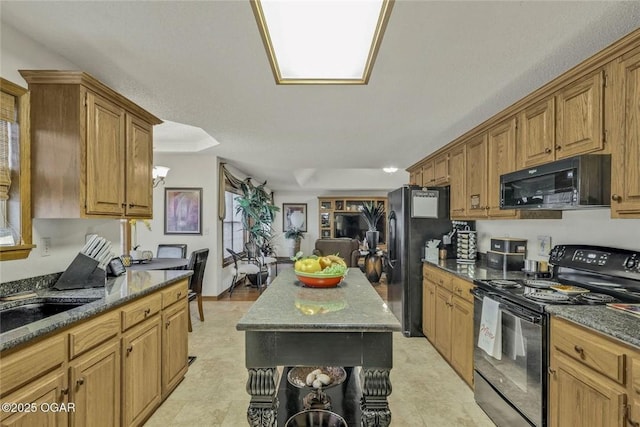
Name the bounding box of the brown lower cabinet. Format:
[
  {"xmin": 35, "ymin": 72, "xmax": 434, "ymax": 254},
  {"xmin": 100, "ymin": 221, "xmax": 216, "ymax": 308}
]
[
  {"xmin": 0, "ymin": 279, "xmax": 189, "ymax": 427},
  {"xmin": 69, "ymin": 340, "xmax": 120, "ymax": 427},
  {"xmin": 422, "ymin": 264, "xmax": 474, "ymax": 387},
  {"xmin": 549, "ymin": 317, "xmax": 640, "ymax": 427},
  {"xmin": 122, "ymin": 317, "xmax": 162, "ymax": 427}
]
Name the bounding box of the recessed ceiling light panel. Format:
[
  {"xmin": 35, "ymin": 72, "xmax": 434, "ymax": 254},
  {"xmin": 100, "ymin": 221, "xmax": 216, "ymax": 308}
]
[{"xmin": 252, "ymin": 0, "xmax": 394, "ymax": 84}]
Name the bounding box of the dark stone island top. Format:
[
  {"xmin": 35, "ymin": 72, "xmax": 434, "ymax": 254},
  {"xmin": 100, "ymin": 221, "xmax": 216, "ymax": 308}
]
[
  {"xmin": 237, "ymin": 268, "xmax": 401, "ymax": 332},
  {"xmin": 0, "ymin": 270, "xmax": 192, "ymax": 352}
]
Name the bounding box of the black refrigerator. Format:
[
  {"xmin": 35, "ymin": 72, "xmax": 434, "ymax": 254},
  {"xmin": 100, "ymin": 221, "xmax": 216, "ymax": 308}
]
[{"xmin": 386, "ymin": 185, "xmax": 452, "ymax": 337}]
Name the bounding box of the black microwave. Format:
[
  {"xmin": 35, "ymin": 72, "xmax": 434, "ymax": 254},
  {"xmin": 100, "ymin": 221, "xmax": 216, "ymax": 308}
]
[{"xmin": 500, "ymin": 154, "xmax": 611, "ymax": 210}]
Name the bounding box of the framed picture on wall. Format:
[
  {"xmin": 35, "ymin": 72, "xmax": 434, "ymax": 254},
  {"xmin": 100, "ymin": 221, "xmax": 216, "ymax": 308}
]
[
  {"xmin": 283, "ymin": 203, "xmax": 307, "ymax": 232},
  {"xmin": 164, "ymin": 188, "xmax": 203, "ymax": 235}
]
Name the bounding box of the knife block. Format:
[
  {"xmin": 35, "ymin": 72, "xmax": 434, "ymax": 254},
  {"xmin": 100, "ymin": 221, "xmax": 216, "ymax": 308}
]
[{"xmin": 54, "ymin": 253, "xmax": 107, "ymax": 290}]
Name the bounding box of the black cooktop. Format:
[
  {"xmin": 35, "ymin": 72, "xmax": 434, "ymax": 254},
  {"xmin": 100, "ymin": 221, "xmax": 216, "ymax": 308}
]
[{"xmin": 474, "ymin": 244, "xmax": 640, "ymax": 313}]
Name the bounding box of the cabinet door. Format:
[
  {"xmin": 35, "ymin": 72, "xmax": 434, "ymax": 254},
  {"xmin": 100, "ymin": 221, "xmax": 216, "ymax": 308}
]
[
  {"xmin": 409, "ymin": 170, "xmax": 419, "ymax": 185},
  {"xmin": 162, "ymin": 301, "xmax": 189, "ymax": 396},
  {"xmin": 0, "ymin": 371, "xmax": 67, "ymax": 427},
  {"xmin": 433, "ymin": 154, "xmax": 449, "ymax": 185},
  {"xmin": 450, "ymin": 296, "xmax": 474, "ymax": 387},
  {"xmin": 518, "ymin": 97, "xmax": 555, "ymax": 168},
  {"xmin": 449, "ymin": 145, "xmax": 467, "ymax": 218},
  {"xmin": 434, "ymin": 287, "xmax": 452, "ymax": 359},
  {"xmin": 421, "ymin": 160, "xmax": 435, "ymax": 186},
  {"xmin": 85, "ymin": 91, "xmax": 126, "ymax": 216},
  {"xmin": 611, "ymin": 50, "xmax": 640, "ymax": 217},
  {"xmin": 422, "ymin": 280, "xmax": 436, "ymax": 341},
  {"xmin": 69, "ymin": 340, "xmax": 120, "ymax": 427},
  {"xmin": 414, "ymin": 168, "xmax": 423, "ymax": 188},
  {"xmin": 555, "ymin": 71, "xmax": 604, "ymax": 159},
  {"xmin": 549, "ymin": 355, "xmax": 626, "ymax": 427},
  {"xmin": 122, "ymin": 318, "xmax": 161, "ymax": 427},
  {"xmin": 465, "ymin": 134, "xmax": 488, "ymax": 218},
  {"xmin": 125, "ymin": 114, "xmax": 153, "ymax": 217},
  {"xmin": 487, "ymin": 117, "xmax": 518, "ymax": 218}
]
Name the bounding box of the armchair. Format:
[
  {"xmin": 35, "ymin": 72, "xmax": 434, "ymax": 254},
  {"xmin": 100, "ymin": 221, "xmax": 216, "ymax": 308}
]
[{"xmin": 313, "ymin": 238, "xmax": 360, "ymax": 267}]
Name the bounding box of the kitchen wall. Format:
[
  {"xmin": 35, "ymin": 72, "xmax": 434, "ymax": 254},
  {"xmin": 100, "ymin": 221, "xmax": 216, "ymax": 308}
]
[
  {"xmin": 1, "ymin": 24, "xmax": 121, "ymax": 283},
  {"xmin": 476, "ymin": 209, "xmax": 640, "ymax": 261},
  {"xmin": 135, "ymin": 152, "xmax": 221, "ymax": 297}
]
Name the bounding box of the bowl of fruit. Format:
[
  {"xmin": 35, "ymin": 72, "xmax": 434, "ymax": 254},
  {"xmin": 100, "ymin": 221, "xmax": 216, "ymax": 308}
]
[{"xmin": 294, "ymin": 255, "xmax": 348, "ymax": 288}]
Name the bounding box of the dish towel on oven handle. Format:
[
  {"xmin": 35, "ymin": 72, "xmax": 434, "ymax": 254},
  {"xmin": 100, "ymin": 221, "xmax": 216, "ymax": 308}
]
[
  {"xmin": 478, "ymin": 296, "xmax": 502, "ymax": 360},
  {"xmin": 512, "ymin": 318, "xmax": 526, "ymax": 359}
]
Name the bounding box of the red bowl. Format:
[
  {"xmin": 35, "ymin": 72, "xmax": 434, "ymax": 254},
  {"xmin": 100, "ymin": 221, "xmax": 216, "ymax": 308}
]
[{"xmin": 295, "ymin": 271, "xmax": 345, "ymax": 288}]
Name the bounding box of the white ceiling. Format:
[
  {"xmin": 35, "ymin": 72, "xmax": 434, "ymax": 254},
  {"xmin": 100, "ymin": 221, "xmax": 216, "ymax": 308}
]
[{"xmin": 2, "ymin": 1, "xmax": 640, "ymax": 191}]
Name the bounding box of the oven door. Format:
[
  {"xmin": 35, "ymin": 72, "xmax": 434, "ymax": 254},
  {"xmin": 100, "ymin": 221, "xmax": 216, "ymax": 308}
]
[{"xmin": 472, "ymin": 290, "xmax": 544, "ymax": 427}]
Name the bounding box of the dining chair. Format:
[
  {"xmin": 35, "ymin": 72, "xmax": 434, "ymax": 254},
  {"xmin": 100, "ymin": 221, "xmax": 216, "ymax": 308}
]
[
  {"xmin": 186, "ymin": 248, "xmax": 208, "ymax": 332},
  {"xmin": 244, "ymin": 242, "xmax": 275, "ymax": 287},
  {"xmin": 226, "ymin": 248, "xmax": 260, "ymax": 297},
  {"xmin": 157, "ymin": 243, "xmax": 188, "ymax": 259}
]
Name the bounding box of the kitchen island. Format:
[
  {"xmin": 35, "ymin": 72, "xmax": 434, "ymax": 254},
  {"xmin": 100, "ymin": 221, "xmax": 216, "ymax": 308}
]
[{"xmin": 236, "ymin": 267, "xmax": 401, "ymax": 426}]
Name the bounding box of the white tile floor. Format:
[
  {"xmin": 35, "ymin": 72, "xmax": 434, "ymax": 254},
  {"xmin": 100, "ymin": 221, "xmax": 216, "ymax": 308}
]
[{"xmin": 145, "ymin": 300, "xmax": 495, "ymax": 426}]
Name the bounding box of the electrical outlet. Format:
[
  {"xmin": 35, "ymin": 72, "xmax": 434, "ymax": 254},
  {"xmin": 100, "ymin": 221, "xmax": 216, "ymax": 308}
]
[{"xmin": 41, "ymin": 237, "xmax": 51, "ymax": 256}]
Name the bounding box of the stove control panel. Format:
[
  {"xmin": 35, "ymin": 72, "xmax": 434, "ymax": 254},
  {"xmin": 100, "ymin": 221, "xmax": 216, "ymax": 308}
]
[
  {"xmin": 572, "ymin": 249, "xmax": 610, "ymax": 266},
  {"xmin": 549, "ymin": 245, "xmax": 640, "ymax": 281}
]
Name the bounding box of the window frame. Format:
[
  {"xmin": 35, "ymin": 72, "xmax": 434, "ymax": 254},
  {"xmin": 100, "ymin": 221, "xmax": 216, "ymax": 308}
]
[
  {"xmin": 0, "ymin": 78, "xmax": 33, "ymax": 261},
  {"xmin": 221, "ymin": 184, "xmax": 247, "ymax": 267}
]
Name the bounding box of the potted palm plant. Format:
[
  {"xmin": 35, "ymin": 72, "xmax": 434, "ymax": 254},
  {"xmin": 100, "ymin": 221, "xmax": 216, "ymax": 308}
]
[
  {"xmin": 234, "ymin": 179, "xmax": 279, "ymax": 285},
  {"xmin": 361, "ymin": 201, "xmax": 385, "ymax": 253},
  {"xmin": 235, "ymin": 179, "xmax": 279, "ymax": 247}
]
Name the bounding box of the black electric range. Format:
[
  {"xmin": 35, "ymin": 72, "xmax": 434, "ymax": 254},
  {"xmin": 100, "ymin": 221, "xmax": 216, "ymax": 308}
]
[
  {"xmin": 471, "ymin": 244, "xmax": 640, "ymax": 427},
  {"xmin": 474, "ymin": 244, "xmax": 640, "ymax": 313}
]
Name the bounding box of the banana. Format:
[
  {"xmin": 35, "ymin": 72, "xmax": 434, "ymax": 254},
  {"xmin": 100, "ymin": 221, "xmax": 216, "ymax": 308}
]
[{"xmin": 327, "ymin": 254, "xmax": 347, "ymax": 267}]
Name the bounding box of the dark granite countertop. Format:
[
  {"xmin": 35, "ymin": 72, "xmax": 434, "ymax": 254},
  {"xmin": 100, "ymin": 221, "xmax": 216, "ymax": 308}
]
[
  {"xmin": 427, "ymin": 260, "xmax": 640, "ymax": 349},
  {"xmin": 546, "ymin": 305, "xmax": 640, "ymax": 349},
  {"xmin": 0, "ymin": 270, "xmax": 192, "ymax": 352},
  {"xmin": 423, "ymin": 258, "xmax": 531, "ymax": 282},
  {"xmin": 236, "ymin": 268, "xmax": 401, "ymax": 332}
]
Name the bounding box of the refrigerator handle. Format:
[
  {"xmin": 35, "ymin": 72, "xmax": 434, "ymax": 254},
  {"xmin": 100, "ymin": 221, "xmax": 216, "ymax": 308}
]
[{"xmin": 388, "ymin": 210, "xmax": 397, "ymax": 267}]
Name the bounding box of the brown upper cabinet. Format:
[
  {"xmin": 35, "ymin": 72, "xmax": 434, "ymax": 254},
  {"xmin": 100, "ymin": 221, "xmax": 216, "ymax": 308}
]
[
  {"xmin": 449, "ymin": 145, "xmax": 466, "ymax": 219},
  {"xmin": 519, "ymin": 71, "xmax": 605, "ymax": 169},
  {"xmin": 408, "ymin": 153, "xmax": 449, "ymax": 187},
  {"xmin": 465, "ymin": 134, "xmax": 488, "ymax": 217},
  {"xmin": 610, "ymin": 47, "xmax": 640, "ymax": 218},
  {"xmin": 454, "ymin": 118, "xmax": 561, "ymax": 221},
  {"xmin": 20, "ymin": 70, "xmax": 162, "ymax": 219},
  {"xmin": 486, "ymin": 117, "xmax": 518, "ymax": 218},
  {"xmin": 518, "ymin": 96, "xmax": 556, "ymax": 168}
]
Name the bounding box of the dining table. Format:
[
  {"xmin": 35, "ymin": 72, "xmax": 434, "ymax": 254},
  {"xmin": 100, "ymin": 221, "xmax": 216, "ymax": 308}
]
[{"xmin": 127, "ymin": 257, "xmax": 189, "ymax": 271}]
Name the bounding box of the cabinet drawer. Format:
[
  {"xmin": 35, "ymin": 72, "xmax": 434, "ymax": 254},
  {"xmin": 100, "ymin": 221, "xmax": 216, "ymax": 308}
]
[
  {"xmin": 69, "ymin": 310, "xmax": 119, "ymax": 359},
  {"xmin": 423, "ymin": 264, "xmax": 453, "ymax": 291},
  {"xmin": 0, "ymin": 334, "xmax": 66, "ymax": 396},
  {"xmin": 161, "ymin": 279, "xmax": 188, "ymax": 309},
  {"xmin": 551, "ymin": 318, "xmax": 626, "ymax": 385},
  {"xmin": 452, "ymin": 278, "xmax": 474, "ymax": 303},
  {"xmin": 121, "ymin": 293, "xmax": 162, "ymax": 331}
]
